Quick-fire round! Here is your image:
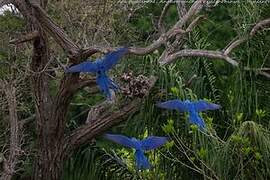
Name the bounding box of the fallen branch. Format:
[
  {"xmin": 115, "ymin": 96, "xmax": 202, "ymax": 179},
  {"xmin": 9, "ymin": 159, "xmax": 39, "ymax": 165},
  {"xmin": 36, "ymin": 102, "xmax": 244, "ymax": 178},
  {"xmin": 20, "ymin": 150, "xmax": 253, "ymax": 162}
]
[{"xmin": 78, "ymin": 0, "xmax": 207, "ymax": 57}]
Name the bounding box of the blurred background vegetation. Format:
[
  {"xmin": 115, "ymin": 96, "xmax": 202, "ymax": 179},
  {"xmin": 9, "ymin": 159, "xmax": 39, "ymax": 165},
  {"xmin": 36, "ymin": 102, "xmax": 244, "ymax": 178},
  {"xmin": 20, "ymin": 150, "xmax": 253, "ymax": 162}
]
[{"xmin": 0, "ymin": 1, "xmax": 270, "ymax": 179}]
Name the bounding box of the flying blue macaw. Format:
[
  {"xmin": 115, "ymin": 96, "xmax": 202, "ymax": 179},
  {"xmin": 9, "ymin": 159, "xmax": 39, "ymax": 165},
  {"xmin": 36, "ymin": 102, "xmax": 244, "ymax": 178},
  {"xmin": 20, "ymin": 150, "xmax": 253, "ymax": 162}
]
[
  {"xmin": 157, "ymin": 99, "xmax": 221, "ymax": 130},
  {"xmin": 103, "ymin": 133, "xmax": 168, "ymax": 170},
  {"xmin": 66, "ymin": 47, "xmax": 128, "ymax": 99}
]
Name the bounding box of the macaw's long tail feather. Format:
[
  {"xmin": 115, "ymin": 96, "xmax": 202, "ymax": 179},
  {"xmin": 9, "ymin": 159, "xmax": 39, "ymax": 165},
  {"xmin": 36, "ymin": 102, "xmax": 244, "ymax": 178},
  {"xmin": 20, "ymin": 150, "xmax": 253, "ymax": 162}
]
[
  {"xmin": 135, "ymin": 150, "xmax": 151, "ymax": 170},
  {"xmin": 96, "ymin": 75, "xmax": 111, "ymax": 98},
  {"xmin": 189, "ymin": 112, "xmax": 206, "ymax": 130},
  {"xmin": 96, "ymin": 74, "xmax": 119, "ymax": 99},
  {"xmin": 108, "ymin": 77, "xmax": 119, "ymax": 91}
]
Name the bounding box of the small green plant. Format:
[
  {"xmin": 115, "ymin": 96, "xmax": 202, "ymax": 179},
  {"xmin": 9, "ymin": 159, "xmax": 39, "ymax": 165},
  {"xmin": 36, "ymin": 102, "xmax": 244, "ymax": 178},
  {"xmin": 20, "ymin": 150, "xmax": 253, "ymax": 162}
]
[{"xmin": 162, "ymin": 119, "xmax": 175, "ymax": 134}]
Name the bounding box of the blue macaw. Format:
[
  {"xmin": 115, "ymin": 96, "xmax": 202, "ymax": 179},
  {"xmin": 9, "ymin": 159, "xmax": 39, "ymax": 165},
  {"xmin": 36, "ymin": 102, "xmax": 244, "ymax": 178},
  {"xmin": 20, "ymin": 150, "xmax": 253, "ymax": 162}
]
[
  {"xmin": 103, "ymin": 133, "xmax": 168, "ymax": 170},
  {"xmin": 157, "ymin": 99, "xmax": 221, "ymax": 130},
  {"xmin": 66, "ymin": 47, "xmax": 128, "ymax": 99}
]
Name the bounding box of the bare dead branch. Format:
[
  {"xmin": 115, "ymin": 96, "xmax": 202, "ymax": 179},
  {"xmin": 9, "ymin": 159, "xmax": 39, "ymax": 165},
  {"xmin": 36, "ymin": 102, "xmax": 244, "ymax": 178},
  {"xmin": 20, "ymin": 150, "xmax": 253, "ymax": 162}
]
[
  {"xmin": 81, "ymin": 0, "xmax": 207, "ymax": 57},
  {"xmin": 66, "ymin": 99, "xmax": 140, "ymax": 149},
  {"xmin": 259, "ymin": 71, "xmax": 270, "ymax": 79},
  {"xmin": 173, "ymin": 0, "xmax": 206, "ymax": 29},
  {"xmin": 80, "ymin": 48, "xmax": 100, "ymax": 61},
  {"xmin": 168, "ymin": 28, "xmax": 187, "ymax": 39},
  {"xmin": 186, "ymin": 15, "xmax": 206, "ymax": 32},
  {"xmin": 74, "ymin": 0, "xmax": 208, "ymax": 69},
  {"xmin": 158, "ymin": 0, "xmax": 173, "ymax": 32},
  {"xmin": 9, "ymin": 31, "xmax": 39, "ymax": 44},
  {"xmin": 158, "ymin": 49, "xmax": 172, "ymax": 63},
  {"xmin": 157, "ymin": 1, "xmax": 207, "ymax": 62},
  {"xmin": 86, "ymin": 100, "xmax": 113, "ymax": 124},
  {"xmin": 185, "ymin": 74, "xmax": 198, "ymax": 87},
  {"xmin": 260, "ymin": 68, "xmax": 270, "ymax": 71},
  {"xmin": 250, "ymin": 18, "xmax": 270, "ymax": 36},
  {"xmin": 161, "ymin": 49, "xmax": 239, "ymax": 66},
  {"xmin": 128, "ymin": 39, "xmax": 166, "ymax": 55},
  {"xmin": 19, "ymin": 115, "xmax": 35, "ymax": 128},
  {"xmin": 223, "ymin": 37, "xmax": 248, "ymax": 55},
  {"xmin": 244, "ymin": 67, "xmax": 270, "ymax": 79}
]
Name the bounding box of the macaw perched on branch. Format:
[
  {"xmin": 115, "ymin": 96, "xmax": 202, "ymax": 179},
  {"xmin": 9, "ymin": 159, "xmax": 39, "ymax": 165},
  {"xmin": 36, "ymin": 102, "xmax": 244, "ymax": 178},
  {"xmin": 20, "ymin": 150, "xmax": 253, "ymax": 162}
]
[
  {"xmin": 103, "ymin": 133, "xmax": 168, "ymax": 170},
  {"xmin": 157, "ymin": 99, "xmax": 221, "ymax": 130},
  {"xmin": 66, "ymin": 47, "xmax": 128, "ymax": 99}
]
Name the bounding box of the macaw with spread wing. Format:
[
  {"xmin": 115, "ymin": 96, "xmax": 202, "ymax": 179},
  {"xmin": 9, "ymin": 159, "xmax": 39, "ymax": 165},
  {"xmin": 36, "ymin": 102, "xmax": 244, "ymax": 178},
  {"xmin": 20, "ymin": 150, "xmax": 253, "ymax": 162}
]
[
  {"xmin": 157, "ymin": 99, "xmax": 221, "ymax": 130},
  {"xmin": 103, "ymin": 133, "xmax": 168, "ymax": 170},
  {"xmin": 66, "ymin": 47, "xmax": 128, "ymax": 99}
]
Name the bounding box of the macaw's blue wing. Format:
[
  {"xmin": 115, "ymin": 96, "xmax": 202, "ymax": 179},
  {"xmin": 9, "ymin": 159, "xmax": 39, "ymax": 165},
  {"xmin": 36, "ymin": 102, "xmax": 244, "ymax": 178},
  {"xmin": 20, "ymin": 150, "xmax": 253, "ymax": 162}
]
[
  {"xmin": 141, "ymin": 136, "xmax": 168, "ymax": 151},
  {"xmin": 135, "ymin": 150, "xmax": 151, "ymax": 170},
  {"xmin": 96, "ymin": 74, "xmax": 119, "ymax": 99},
  {"xmin": 103, "ymin": 134, "xmax": 135, "ymax": 149},
  {"xmin": 65, "ymin": 61, "xmax": 99, "ymax": 73},
  {"xmin": 194, "ymin": 100, "xmax": 221, "ymax": 112},
  {"xmin": 189, "ymin": 112, "xmax": 206, "ymax": 130},
  {"xmin": 156, "ymin": 100, "xmax": 188, "ymax": 112},
  {"xmin": 101, "ymin": 47, "xmax": 128, "ymax": 71}
]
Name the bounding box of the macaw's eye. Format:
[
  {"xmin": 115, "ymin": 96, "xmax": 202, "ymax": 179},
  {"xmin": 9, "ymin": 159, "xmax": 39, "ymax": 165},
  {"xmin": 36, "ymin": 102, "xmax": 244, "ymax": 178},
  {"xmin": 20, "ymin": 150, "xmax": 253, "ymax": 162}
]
[{"xmin": 97, "ymin": 70, "xmax": 102, "ymax": 74}]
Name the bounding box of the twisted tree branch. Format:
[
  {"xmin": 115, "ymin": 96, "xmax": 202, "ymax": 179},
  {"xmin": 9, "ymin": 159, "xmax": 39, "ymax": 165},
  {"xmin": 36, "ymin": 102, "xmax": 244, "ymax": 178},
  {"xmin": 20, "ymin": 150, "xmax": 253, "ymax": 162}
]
[
  {"xmin": 158, "ymin": 0, "xmax": 173, "ymax": 32},
  {"xmin": 223, "ymin": 37, "xmax": 248, "ymax": 56},
  {"xmin": 244, "ymin": 67, "xmax": 270, "ymax": 79},
  {"xmin": 161, "ymin": 49, "xmax": 239, "ymax": 66},
  {"xmin": 250, "ymin": 18, "xmax": 270, "ymax": 36}
]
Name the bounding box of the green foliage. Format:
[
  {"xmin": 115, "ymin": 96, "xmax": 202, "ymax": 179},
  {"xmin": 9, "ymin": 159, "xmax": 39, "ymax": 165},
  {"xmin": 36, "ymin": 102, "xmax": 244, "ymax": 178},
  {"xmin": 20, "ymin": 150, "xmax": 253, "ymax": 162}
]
[{"xmin": 0, "ymin": 11, "xmax": 25, "ymax": 32}]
